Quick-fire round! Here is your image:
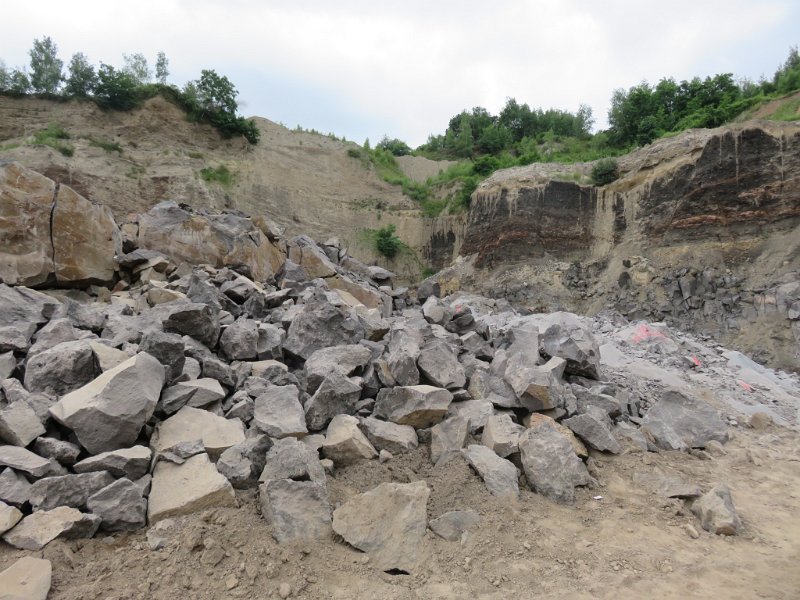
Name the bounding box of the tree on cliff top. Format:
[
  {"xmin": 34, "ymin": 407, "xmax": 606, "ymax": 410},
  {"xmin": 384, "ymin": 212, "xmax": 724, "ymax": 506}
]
[{"xmin": 29, "ymin": 36, "xmax": 63, "ymax": 95}]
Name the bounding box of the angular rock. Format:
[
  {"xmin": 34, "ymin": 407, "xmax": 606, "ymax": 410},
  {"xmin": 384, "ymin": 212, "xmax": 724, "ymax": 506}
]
[
  {"xmin": 385, "ymin": 328, "xmax": 422, "ymax": 386},
  {"xmin": 0, "ymin": 556, "xmax": 52, "ymax": 600},
  {"xmin": 468, "ymin": 369, "xmax": 519, "ymax": 409},
  {"xmin": 691, "ymin": 483, "xmax": 741, "ymax": 536},
  {"xmin": 504, "ymin": 355, "xmax": 568, "ymax": 411},
  {"xmin": 360, "ymin": 417, "xmax": 418, "ymax": 455},
  {"xmin": 86, "ymin": 478, "xmax": 147, "ymax": 532},
  {"xmin": 258, "ymin": 437, "xmax": 326, "ymax": 485},
  {"xmin": 24, "ymin": 339, "xmax": 98, "ymax": 396},
  {"xmin": 0, "ymin": 499, "xmax": 22, "ymax": 535},
  {"xmin": 446, "ymin": 399, "xmax": 494, "ymax": 434},
  {"xmin": 259, "ymin": 479, "xmax": 332, "ymax": 543},
  {"xmin": 304, "ymin": 373, "xmax": 362, "ymax": 431},
  {"xmin": 417, "ymin": 341, "xmax": 466, "ymax": 390},
  {"xmin": 0, "ymin": 467, "xmax": 31, "ymax": 507},
  {"xmin": 0, "ymin": 284, "xmax": 59, "ymax": 329},
  {"xmin": 430, "ymin": 416, "xmax": 470, "ymax": 465},
  {"xmin": 562, "ymin": 413, "xmax": 621, "ymax": 454},
  {"xmin": 461, "ymin": 444, "xmax": 519, "ymax": 497},
  {"xmin": 525, "ymin": 413, "xmax": 588, "ymax": 458},
  {"xmin": 286, "ymin": 235, "xmax": 337, "ymax": 278},
  {"xmin": 304, "ymin": 344, "xmax": 372, "ymax": 393},
  {"xmin": 256, "ymin": 322, "xmax": 285, "ymax": 360},
  {"xmin": 219, "ymin": 317, "xmax": 259, "ymax": 361},
  {"xmin": 541, "ymin": 312, "xmax": 601, "ymax": 378},
  {"xmin": 481, "ymin": 414, "xmax": 525, "ymax": 458},
  {"xmin": 152, "ymin": 406, "xmax": 245, "ymax": 460},
  {"xmin": 215, "ymin": 434, "xmax": 271, "ymax": 489},
  {"xmin": 2, "ymin": 506, "xmax": 101, "ymax": 550},
  {"xmin": 162, "ymin": 303, "xmax": 220, "ymax": 348},
  {"xmin": 322, "ymin": 415, "xmax": 377, "ymax": 466},
  {"xmin": 73, "ymin": 446, "xmax": 152, "ymax": 481},
  {"xmin": 147, "ymin": 453, "xmax": 236, "ymax": 524},
  {"xmin": 0, "ymin": 446, "xmax": 51, "ymax": 478},
  {"xmin": 518, "ymin": 421, "xmax": 593, "ymax": 504},
  {"xmin": 332, "ymin": 481, "xmax": 430, "ymax": 573},
  {"xmin": 0, "ymin": 401, "xmax": 45, "ymax": 447},
  {"xmin": 641, "ymin": 390, "xmax": 728, "ymax": 451},
  {"xmin": 166, "ymin": 378, "xmax": 226, "ymax": 413},
  {"xmin": 429, "ymin": 509, "xmax": 480, "ymax": 542},
  {"xmin": 0, "ymin": 351, "xmax": 15, "ymax": 380},
  {"xmin": 139, "ymin": 330, "xmax": 185, "ymax": 383},
  {"xmin": 253, "ymin": 385, "xmax": 307, "ymax": 439},
  {"xmin": 28, "ymin": 471, "xmax": 115, "ymax": 512},
  {"xmin": 283, "ymin": 291, "xmax": 365, "ymax": 360},
  {"xmin": 374, "ymin": 385, "xmax": 453, "ymax": 428},
  {"xmin": 49, "ymin": 352, "xmax": 164, "ymax": 454}
]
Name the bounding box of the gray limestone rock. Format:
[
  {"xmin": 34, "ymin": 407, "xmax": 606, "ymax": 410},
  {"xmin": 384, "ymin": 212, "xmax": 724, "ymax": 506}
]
[
  {"xmin": 504, "ymin": 355, "xmax": 568, "ymax": 411},
  {"xmin": 468, "ymin": 369, "xmax": 520, "ymax": 409},
  {"xmin": 562, "ymin": 413, "xmax": 622, "ymax": 454},
  {"xmin": 540, "ymin": 312, "xmax": 601, "ymax": 378},
  {"xmin": 417, "ymin": 341, "xmax": 466, "ymax": 390},
  {"xmin": 24, "ymin": 340, "xmax": 99, "ymax": 396},
  {"xmin": 429, "ymin": 509, "xmax": 481, "ymax": 542},
  {"xmin": 256, "ymin": 322, "xmax": 285, "ymax": 360},
  {"xmin": 259, "ymin": 479, "xmax": 332, "ymax": 543},
  {"xmin": 28, "ymin": 471, "xmax": 115, "ymax": 511},
  {"xmin": 0, "ymin": 499, "xmax": 22, "ymax": 535},
  {"xmin": 446, "ymin": 399, "xmax": 494, "ymax": 434},
  {"xmin": 162, "ymin": 302, "xmax": 220, "ymax": 348},
  {"xmin": 641, "ymin": 390, "xmax": 728, "ymax": 451},
  {"xmin": 151, "ymin": 406, "xmax": 245, "ymax": 460},
  {"xmin": 304, "ymin": 344, "xmax": 372, "ymax": 393},
  {"xmin": 360, "ymin": 417, "xmax": 418, "ymax": 455},
  {"xmin": 139, "ymin": 330, "xmax": 186, "ymax": 384},
  {"xmin": 73, "ymin": 446, "xmax": 152, "ymax": 481},
  {"xmin": 49, "ymin": 352, "xmax": 165, "ymax": 454},
  {"xmin": 32, "ymin": 438, "xmax": 81, "ymax": 466},
  {"xmin": 374, "ymin": 385, "xmax": 453, "ymax": 428},
  {"xmin": 282, "ymin": 290, "xmax": 365, "ymax": 360},
  {"xmin": 481, "ymin": 414, "xmax": 525, "ymax": 458},
  {"xmin": 461, "ymin": 444, "xmax": 519, "ymax": 497},
  {"xmin": 304, "ymin": 373, "xmax": 362, "ymax": 431},
  {"xmin": 385, "ymin": 327, "xmax": 422, "ymax": 386},
  {"xmin": 691, "ymin": 483, "xmax": 741, "ymax": 535},
  {"xmin": 220, "ymin": 317, "xmax": 259, "ymax": 361},
  {"xmin": 0, "ymin": 446, "xmax": 52, "ymax": 478},
  {"xmin": 0, "ymin": 556, "xmax": 52, "ymax": 600},
  {"xmin": 253, "ymin": 385, "xmax": 308, "ymax": 439},
  {"xmin": 2, "ymin": 506, "xmax": 101, "ymax": 550},
  {"xmin": 0, "ymin": 401, "xmax": 46, "ymax": 446},
  {"xmin": 216, "ymin": 434, "xmax": 272, "ymax": 489},
  {"xmin": 258, "ymin": 437, "xmax": 326, "ymax": 485},
  {"xmin": 322, "ymin": 415, "xmax": 377, "ymax": 466},
  {"xmin": 0, "ymin": 467, "xmax": 32, "ymax": 507},
  {"xmin": 518, "ymin": 419, "xmax": 593, "ymax": 504},
  {"xmin": 430, "ymin": 416, "xmax": 470, "ymax": 465},
  {"xmin": 332, "ymin": 480, "xmax": 430, "ymax": 573},
  {"xmin": 87, "ymin": 478, "xmax": 147, "ymax": 532}
]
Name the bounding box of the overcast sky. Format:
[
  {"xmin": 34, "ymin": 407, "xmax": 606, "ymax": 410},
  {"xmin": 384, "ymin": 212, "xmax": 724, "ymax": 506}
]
[{"xmin": 1, "ymin": 1, "xmax": 798, "ymax": 147}]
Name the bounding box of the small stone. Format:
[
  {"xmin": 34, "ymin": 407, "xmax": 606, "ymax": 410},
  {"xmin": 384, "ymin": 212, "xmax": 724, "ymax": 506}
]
[
  {"xmin": 379, "ymin": 449, "xmax": 393, "ymax": 463},
  {"xmin": 684, "ymin": 523, "xmax": 700, "ymax": 539},
  {"xmin": 279, "ymin": 582, "xmax": 292, "ymax": 598}
]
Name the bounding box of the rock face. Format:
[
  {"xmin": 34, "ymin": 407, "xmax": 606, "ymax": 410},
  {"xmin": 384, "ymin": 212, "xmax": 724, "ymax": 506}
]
[
  {"xmin": 49, "ymin": 352, "xmax": 165, "ymax": 454},
  {"xmin": 137, "ymin": 201, "xmax": 284, "ymax": 282},
  {"xmin": 332, "ymin": 481, "xmax": 430, "ymax": 573},
  {"xmin": 0, "ymin": 162, "xmax": 120, "ymax": 287}
]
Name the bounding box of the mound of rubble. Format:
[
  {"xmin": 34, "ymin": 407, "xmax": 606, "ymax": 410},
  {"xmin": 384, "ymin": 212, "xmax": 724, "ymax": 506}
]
[{"xmin": 1, "ymin": 162, "xmax": 798, "ymax": 596}]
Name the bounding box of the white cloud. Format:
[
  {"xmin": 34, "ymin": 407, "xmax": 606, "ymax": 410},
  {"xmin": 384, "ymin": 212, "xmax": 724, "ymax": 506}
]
[{"xmin": 1, "ymin": 0, "xmax": 795, "ymax": 145}]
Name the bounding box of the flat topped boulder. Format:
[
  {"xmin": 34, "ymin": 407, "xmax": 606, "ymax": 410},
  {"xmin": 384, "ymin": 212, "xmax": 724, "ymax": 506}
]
[
  {"xmin": 0, "ymin": 446, "xmax": 52, "ymax": 478},
  {"xmin": 641, "ymin": 390, "xmax": 728, "ymax": 451},
  {"xmin": 73, "ymin": 446, "xmax": 152, "ymax": 481},
  {"xmin": 2, "ymin": 506, "xmax": 100, "ymax": 551},
  {"xmin": 0, "ymin": 556, "xmax": 52, "ymax": 600},
  {"xmin": 152, "ymin": 406, "xmax": 245, "ymax": 460},
  {"xmin": 147, "ymin": 453, "xmax": 235, "ymax": 524},
  {"xmin": 253, "ymin": 385, "xmax": 307, "ymax": 439},
  {"xmin": 332, "ymin": 481, "xmax": 430, "ymax": 573},
  {"xmin": 374, "ymin": 385, "xmax": 453, "ymax": 428},
  {"xmin": 304, "ymin": 344, "xmax": 372, "ymax": 392},
  {"xmin": 49, "ymin": 352, "xmax": 164, "ymax": 454}
]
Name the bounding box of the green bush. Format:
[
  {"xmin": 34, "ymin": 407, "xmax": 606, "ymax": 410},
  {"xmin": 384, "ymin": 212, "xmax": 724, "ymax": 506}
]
[
  {"xmin": 200, "ymin": 165, "xmax": 233, "ymax": 186},
  {"xmin": 89, "ymin": 137, "xmax": 122, "ymax": 153},
  {"xmin": 32, "ymin": 123, "xmax": 74, "ymax": 156},
  {"xmin": 375, "ymin": 224, "xmax": 401, "ymax": 258},
  {"xmin": 591, "ymin": 158, "xmax": 619, "ymax": 186}
]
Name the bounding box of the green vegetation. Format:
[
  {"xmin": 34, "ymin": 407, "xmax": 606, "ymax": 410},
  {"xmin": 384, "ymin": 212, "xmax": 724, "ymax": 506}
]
[
  {"xmin": 374, "ymin": 224, "xmax": 401, "ymax": 258},
  {"xmin": 0, "ymin": 36, "xmax": 260, "ymax": 144},
  {"xmin": 32, "ymin": 123, "xmax": 74, "ymax": 156},
  {"xmin": 200, "ymin": 165, "xmax": 233, "ymax": 186},
  {"xmin": 591, "ymin": 158, "xmax": 619, "ymax": 186},
  {"xmin": 88, "ymin": 137, "xmax": 122, "ymax": 153}
]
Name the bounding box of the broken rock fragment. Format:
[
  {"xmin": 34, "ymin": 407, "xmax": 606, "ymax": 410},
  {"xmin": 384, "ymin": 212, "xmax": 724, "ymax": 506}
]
[
  {"xmin": 2, "ymin": 506, "xmax": 101, "ymax": 550},
  {"xmin": 259, "ymin": 479, "xmax": 332, "ymax": 543},
  {"xmin": 461, "ymin": 444, "xmax": 519, "ymax": 497},
  {"xmin": 691, "ymin": 483, "xmax": 741, "ymax": 535},
  {"xmin": 374, "ymin": 385, "xmax": 453, "ymax": 428}
]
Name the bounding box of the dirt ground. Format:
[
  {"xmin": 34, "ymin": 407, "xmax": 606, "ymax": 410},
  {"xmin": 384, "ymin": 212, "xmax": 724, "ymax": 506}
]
[{"xmin": 2, "ymin": 419, "xmax": 798, "ymax": 600}]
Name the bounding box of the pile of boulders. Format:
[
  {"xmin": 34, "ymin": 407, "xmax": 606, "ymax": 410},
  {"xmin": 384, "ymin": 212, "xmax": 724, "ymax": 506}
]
[{"xmin": 0, "ymin": 164, "xmax": 743, "ymax": 586}]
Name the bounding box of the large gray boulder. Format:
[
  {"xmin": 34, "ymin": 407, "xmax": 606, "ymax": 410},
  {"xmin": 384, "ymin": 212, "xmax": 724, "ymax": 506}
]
[
  {"xmin": 641, "ymin": 390, "xmax": 728, "ymax": 451},
  {"xmin": 540, "ymin": 312, "xmax": 601, "ymax": 378},
  {"xmin": 360, "ymin": 417, "xmax": 418, "ymax": 455},
  {"xmin": 304, "ymin": 373, "xmax": 362, "ymax": 431},
  {"xmin": 216, "ymin": 434, "xmax": 271, "ymax": 489},
  {"xmin": 518, "ymin": 419, "xmax": 593, "ymax": 504},
  {"xmin": 562, "ymin": 412, "xmax": 621, "ymax": 454},
  {"xmin": 253, "ymin": 385, "xmax": 308, "ymax": 439},
  {"xmin": 28, "ymin": 471, "xmax": 114, "ymax": 512},
  {"xmin": 0, "ymin": 284, "xmax": 59, "ymax": 328},
  {"xmin": 0, "ymin": 556, "xmax": 52, "ymax": 600},
  {"xmin": 385, "ymin": 327, "xmax": 422, "ymax": 386},
  {"xmin": 151, "ymin": 406, "xmax": 245, "ymax": 460},
  {"xmin": 49, "ymin": 352, "xmax": 164, "ymax": 454},
  {"xmin": 481, "ymin": 414, "xmax": 525, "ymax": 458},
  {"xmin": 417, "ymin": 341, "xmax": 466, "ymax": 390},
  {"xmin": 32, "ymin": 438, "xmax": 81, "ymax": 466},
  {"xmin": 259, "ymin": 479, "xmax": 332, "ymax": 543},
  {"xmin": 86, "ymin": 478, "xmax": 147, "ymax": 532},
  {"xmin": 282, "ymin": 291, "xmax": 365, "ymax": 360},
  {"xmin": 322, "ymin": 415, "xmax": 377, "ymax": 466},
  {"xmin": 24, "ymin": 340, "xmax": 99, "ymax": 396},
  {"xmin": 0, "ymin": 467, "xmax": 32, "ymax": 506},
  {"xmin": 304, "ymin": 344, "xmax": 372, "ymax": 393},
  {"xmin": 374, "ymin": 385, "xmax": 453, "ymax": 428},
  {"xmin": 461, "ymin": 444, "xmax": 519, "ymax": 497},
  {"xmin": 0, "ymin": 446, "xmax": 52, "ymax": 478},
  {"xmin": 139, "ymin": 330, "xmax": 185, "ymax": 384},
  {"xmin": 430, "ymin": 416, "xmax": 469, "ymax": 465},
  {"xmin": 332, "ymin": 481, "xmax": 430, "ymax": 573},
  {"xmin": 691, "ymin": 483, "xmax": 741, "ymax": 536},
  {"xmin": 219, "ymin": 317, "xmax": 259, "ymax": 361},
  {"xmin": 162, "ymin": 303, "xmax": 220, "ymax": 348},
  {"xmin": 504, "ymin": 355, "xmax": 568, "ymax": 411}
]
